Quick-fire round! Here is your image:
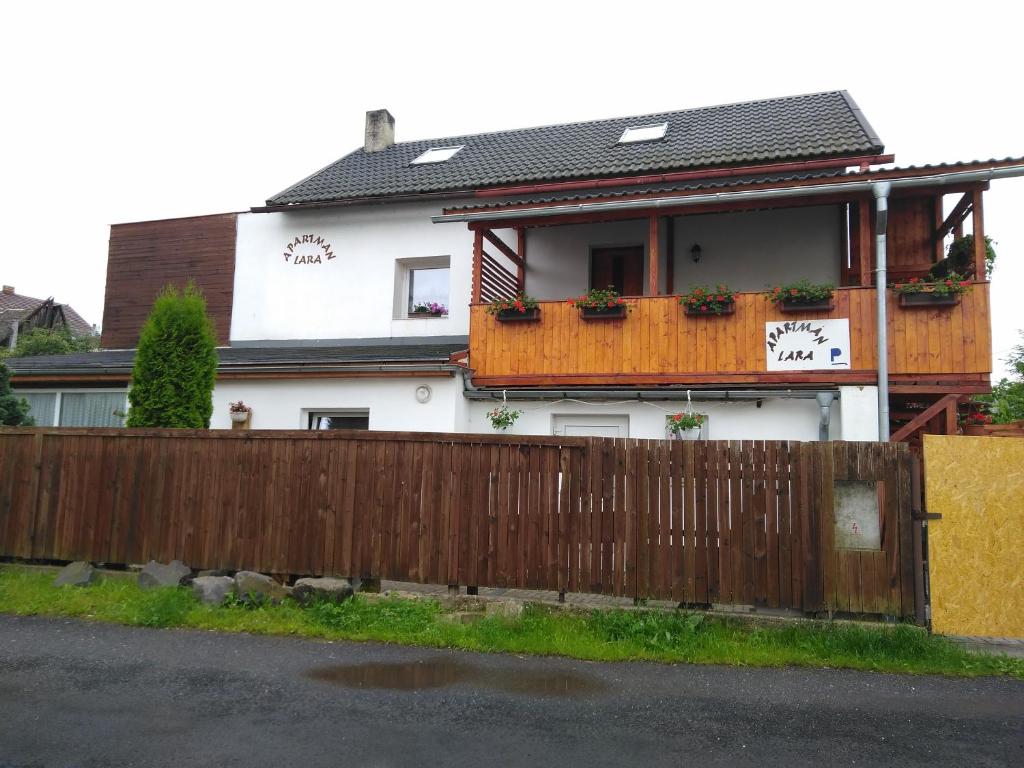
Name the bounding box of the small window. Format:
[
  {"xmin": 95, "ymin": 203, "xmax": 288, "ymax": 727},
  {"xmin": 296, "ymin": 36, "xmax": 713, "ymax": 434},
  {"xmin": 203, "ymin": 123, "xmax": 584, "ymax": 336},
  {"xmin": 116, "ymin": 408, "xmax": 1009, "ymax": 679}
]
[
  {"xmin": 395, "ymin": 256, "xmax": 451, "ymax": 318},
  {"xmin": 410, "ymin": 145, "xmax": 464, "ymax": 165},
  {"xmin": 618, "ymin": 122, "xmax": 668, "ymax": 144},
  {"xmin": 59, "ymin": 392, "xmax": 128, "ymax": 427},
  {"xmin": 307, "ymin": 411, "xmax": 370, "ymax": 430}
]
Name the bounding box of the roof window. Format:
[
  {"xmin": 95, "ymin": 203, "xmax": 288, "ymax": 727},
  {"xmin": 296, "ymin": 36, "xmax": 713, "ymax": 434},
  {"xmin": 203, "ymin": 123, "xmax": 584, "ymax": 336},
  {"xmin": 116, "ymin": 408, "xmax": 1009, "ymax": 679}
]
[
  {"xmin": 618, "ymin": 122, "xmax": 668, "ymax": 144},
  {"xmin": 410, "ymin": 145, "xmax": 464, "ymax": 165}
]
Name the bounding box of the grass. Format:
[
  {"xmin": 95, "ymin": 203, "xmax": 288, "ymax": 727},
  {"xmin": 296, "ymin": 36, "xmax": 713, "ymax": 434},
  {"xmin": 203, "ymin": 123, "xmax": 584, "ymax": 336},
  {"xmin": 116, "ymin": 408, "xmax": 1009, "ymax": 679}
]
[{"xmin": 1, "ymin": 565, "xmax": 1021, "ymax": 678}]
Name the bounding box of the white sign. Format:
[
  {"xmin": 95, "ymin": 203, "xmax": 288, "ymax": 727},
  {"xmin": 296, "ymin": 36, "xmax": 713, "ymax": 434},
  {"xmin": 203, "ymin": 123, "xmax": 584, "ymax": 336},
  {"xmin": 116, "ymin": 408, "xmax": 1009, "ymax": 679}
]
[{"xmin": 765, "ymin": 319, "xmax": 851, "ymax": 371}]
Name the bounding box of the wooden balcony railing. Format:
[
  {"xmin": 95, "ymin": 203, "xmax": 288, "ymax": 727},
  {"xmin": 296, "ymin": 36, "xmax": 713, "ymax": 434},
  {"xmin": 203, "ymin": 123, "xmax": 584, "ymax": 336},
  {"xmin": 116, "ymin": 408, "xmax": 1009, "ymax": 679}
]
[{"xmin": 468, "ymin": 284, "xmax": 991, "ymax": 388}]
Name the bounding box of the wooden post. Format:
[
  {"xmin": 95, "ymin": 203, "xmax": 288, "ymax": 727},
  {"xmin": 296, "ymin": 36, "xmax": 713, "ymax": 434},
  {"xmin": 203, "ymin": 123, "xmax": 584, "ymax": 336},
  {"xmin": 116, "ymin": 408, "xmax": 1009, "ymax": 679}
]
[
  {"xmin": 516, "ymin": 227, "xmax": 526, "ymax": 292},
  {"xmin": 858, "ymin": 198, "xmax": 872, "ymax": 287},
  {"xmin": 663, "ymin": 216, "xmax": 675, "ymax": 294},
  {"xmin": 839, "ymin": 204, "xmax": 850, "ymax": 286},
  {"xmin": 472, "ymin": 228, "xmax": 483, "ymax": 304},
  {"xmin": 933, "ymin": 195, "xmax": 945, "ymax": 263},
  {"xmin": 971, "ymin": 187, "xmax": 986, "ymax": 278},
  {"xmin": 648, "ymin": 215, "xmax": 660, "ymax": 296}
]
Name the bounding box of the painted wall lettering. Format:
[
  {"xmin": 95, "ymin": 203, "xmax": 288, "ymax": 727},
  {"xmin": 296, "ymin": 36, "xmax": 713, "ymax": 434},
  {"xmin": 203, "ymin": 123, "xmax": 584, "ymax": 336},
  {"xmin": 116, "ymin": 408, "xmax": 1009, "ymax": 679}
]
[
  {"xmin": 765, "ymin": 318, "xmax": 851, "ymax": 371},
  {"xmin": 282, "ymin": 234, "xmax": 335, "ymax": 265}
]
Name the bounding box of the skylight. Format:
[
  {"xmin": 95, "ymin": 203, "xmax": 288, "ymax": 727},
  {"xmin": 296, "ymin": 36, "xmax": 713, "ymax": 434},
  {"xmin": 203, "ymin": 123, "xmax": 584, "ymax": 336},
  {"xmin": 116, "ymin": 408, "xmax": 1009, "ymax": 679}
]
[
  {"xmin": 618, "ymin": 122, "xmax": 668, "ymax": 144},
  {"xmin": 410, "ymin": 145, "xmax": 464, "ymax": 165}
]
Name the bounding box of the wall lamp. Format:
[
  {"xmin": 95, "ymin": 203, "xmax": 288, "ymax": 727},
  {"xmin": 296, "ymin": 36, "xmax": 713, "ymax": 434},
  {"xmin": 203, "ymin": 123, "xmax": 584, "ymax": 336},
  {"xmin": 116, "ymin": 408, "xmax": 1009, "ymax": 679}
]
[{"xmin": 690, "ymin": 243, "xmax": 703, "ymax": 263}]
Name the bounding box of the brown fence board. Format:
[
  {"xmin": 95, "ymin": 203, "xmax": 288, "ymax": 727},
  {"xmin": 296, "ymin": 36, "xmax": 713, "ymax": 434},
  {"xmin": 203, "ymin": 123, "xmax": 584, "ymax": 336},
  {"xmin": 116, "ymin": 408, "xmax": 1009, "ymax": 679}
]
[{"xmin": 0, "ymin": 428, "xmax": 916, "ymax": 617}]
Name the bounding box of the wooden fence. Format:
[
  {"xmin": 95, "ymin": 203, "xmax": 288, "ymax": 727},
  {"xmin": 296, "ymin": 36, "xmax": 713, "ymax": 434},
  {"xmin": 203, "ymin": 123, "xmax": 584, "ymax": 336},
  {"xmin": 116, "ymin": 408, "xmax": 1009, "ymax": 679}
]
[{"xmin": 0, "ymin": 429, "xmax": 916, "ymax": 617}]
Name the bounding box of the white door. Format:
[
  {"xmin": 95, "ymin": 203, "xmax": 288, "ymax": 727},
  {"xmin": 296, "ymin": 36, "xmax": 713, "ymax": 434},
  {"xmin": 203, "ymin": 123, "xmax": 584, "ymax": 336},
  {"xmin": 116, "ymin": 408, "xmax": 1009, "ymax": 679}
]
[{"xmin": 552, "ymin": 414, "xmax": 629, "ymax": 438}]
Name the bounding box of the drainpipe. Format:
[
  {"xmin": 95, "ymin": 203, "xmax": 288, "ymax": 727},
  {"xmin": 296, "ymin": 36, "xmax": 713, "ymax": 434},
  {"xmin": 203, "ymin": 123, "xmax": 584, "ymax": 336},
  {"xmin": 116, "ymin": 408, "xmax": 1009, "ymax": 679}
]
[
  {"xmin": 874, "ymin": 181, "xmax": 891, "ymax": 441},
  {"xmin": 815, "ymin": 391, "xmax": 835, "ymax": 441}
]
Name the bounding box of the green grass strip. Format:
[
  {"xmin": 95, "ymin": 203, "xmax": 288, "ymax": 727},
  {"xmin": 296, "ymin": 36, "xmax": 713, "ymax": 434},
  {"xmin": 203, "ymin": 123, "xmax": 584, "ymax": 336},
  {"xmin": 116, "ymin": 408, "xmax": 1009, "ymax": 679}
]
[{"xmin": 1, "ymin": 566, "xmax": 1020, "ymax": 678}]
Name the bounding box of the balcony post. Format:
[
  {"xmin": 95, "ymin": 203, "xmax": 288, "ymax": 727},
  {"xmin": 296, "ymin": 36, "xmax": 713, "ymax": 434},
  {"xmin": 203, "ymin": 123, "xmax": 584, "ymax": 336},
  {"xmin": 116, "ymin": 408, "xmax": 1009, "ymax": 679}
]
[
  {"xmin": 516, "ymin": 228, "xmax": 526, "ymax": 291},
  {"xmin": 971, "ymin": 187, "xmax": 986, "ymax": 278},
  {"xmin": 858, "ymin": 198, "xmax": 873, "ymax": 286},
  {"xmin": 648, "ymin": 215, "xmax": 659, "ymax": 295}
]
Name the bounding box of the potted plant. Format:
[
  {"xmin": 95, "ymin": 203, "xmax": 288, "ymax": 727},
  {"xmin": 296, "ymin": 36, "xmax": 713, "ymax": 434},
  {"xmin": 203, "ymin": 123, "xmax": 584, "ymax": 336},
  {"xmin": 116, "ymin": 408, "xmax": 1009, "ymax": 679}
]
[
  {"xmin": 487, "ymin": 403, "xmax": 522, "ymax": 431},
  {"xmin": 570, "ymin": 287, "xmax": 627, "ymax": 319},
  {"xmin": 680, "ymin": 285, "xmax": 735, "ymax": 316},
  {"xmin": 766, "ymin": 280, "xmax": 834, "ymax": 312},
  {"xmin": 892, "ymin": 273, "xmax": 971, "ymax": 307},
  {"xmin": 229, "ymin": 401, "xmax": 252, "ymax": 423},
  {"xmin": 488, "ymin": 292, "xmax": 540, "ymax": 321},
  {"xmin": 666, "ymin": 412, "xmax": 705, "ymax": 439},
  {"xmin": 409, "ymin": 301, "xmax": 448, "ymax": 318}
]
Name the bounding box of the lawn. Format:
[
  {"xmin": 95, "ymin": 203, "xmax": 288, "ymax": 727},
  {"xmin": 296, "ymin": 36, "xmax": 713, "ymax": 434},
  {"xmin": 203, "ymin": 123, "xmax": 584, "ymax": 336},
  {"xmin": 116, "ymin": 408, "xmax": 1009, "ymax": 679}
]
[{"xmin": 1, "ymin": 565, "xmax": 1020, "ymax": 678}]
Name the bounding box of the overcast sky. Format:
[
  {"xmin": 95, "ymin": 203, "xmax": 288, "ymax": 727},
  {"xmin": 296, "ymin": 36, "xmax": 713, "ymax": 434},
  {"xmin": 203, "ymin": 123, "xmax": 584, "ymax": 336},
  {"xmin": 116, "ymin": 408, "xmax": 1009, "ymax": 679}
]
[{"xmin": 2, "ymin": 1, "xmax": 1021, "ymax": 377}]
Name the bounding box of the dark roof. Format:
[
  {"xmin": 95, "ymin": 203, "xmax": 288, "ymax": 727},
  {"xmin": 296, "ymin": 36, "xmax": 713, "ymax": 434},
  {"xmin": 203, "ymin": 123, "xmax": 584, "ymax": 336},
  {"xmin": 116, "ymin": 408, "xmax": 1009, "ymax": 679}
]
[
  {"xmin": 0, "ymin": 289, "xmax": 94, "ymax": 337},
  {"xmin": 4, "ymin": 342, "xmax": 467, "ymax": 376},
  {"xmin": 266, "ymin": 91, "xmax": 883, "ymax": 206}
]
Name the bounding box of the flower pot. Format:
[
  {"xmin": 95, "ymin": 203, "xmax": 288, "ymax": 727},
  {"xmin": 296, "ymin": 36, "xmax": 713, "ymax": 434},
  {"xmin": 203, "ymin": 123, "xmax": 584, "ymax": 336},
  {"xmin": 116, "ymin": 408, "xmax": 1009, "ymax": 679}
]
[
  {"xmin": 580, "ymin": 305, "xmax": 626, "ymax": 320},
  {"xmin": 898, "ymin": 292, "xmax": 959, "ymax": 308},
  {"xmin": 409, "ymin": 310, "xmax": 447, "ymax": 318},
  {"xmin": 684, "ymin": 302, "xmax": 735, "ymax": 317},
  {"xmin": 495, "ymin": 307, "xmax": 541, "ymax": 322},
  {"xmin": 778, "ymin": 298, "xmax": 834, "ymax": 313},
  {"xmin": 669, "ymin": 427, "xmax": 702, "ymax": 440},
  {"xmin": 230, "ymin": 411, "xmax": 250, "ymax": 423}
]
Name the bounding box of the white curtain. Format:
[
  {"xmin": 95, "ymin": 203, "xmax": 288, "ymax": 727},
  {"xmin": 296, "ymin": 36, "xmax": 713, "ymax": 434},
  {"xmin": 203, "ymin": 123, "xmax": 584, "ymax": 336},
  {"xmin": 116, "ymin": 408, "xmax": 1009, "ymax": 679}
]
[
  {"xmin": 59, "ymin": 392, "xmax": 127, "ymax": 427},
  {"xmin": 18, "ymin": 392, "xmax": 57, "ymax": 426}
]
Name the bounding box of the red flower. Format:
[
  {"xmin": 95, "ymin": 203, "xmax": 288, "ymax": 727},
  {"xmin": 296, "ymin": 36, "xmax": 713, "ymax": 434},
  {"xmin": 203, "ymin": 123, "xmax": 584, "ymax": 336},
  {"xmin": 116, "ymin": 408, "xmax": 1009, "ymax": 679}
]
[
  {"xmin": 959, "ymin": 281, "xmax": 970, "ymax": 287},
  {"xmin": 944, "ymin": 280, "xmax": 953, "ymax": 287},
  {"xmin": 700, "ymin": 304, "xmax": 708, "ymax": 311},
  {"xmin": 716, "ymin": 295, "xmax": 724, "ymax": 301},
  {"xmin": 566, "ymin": 299, "xmax": 574, "ymax": 306},
  {"xmin": 606, "ymin": 300, "xmax": 614, "ymax": 308},
  {"xmin": 909, "ymin": 277, "xmax": 920, "ymax": 283},
  {"xmin": 790, "ymin": 288, "xmax": 798, "ymax": 295}
]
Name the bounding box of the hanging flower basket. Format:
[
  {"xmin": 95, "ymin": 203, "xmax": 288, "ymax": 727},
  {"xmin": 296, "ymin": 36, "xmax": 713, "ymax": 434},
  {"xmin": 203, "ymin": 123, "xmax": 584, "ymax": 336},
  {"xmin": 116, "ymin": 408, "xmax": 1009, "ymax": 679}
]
[
  {"xmin": 570, "ymin": 287, "xmax": 628, "ymax": 320},
  {"xmin": 681, "ymin": 285, "xmax": 735, "ymax": 316},
  {"xmin": 765, "ymin": 281, "xmax": 835, "ymax": 313},
  {"xmin": 228, "ymin": 401, "xmax": 252, "ymax": 423},
  {"xmin": 487, "ymin": 403, "xmax": 522, "ymax": 431},
  {"xmin": 666, "ymin": 412, "xmax": 705, "ymax": 440}
]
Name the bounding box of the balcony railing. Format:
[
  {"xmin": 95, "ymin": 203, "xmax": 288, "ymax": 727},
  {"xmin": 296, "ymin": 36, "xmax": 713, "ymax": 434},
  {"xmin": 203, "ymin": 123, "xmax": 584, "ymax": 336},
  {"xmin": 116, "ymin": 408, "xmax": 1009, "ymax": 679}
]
[{"xmin": 468, "ymin": 284, "xmax": 991, "ymax": 387}]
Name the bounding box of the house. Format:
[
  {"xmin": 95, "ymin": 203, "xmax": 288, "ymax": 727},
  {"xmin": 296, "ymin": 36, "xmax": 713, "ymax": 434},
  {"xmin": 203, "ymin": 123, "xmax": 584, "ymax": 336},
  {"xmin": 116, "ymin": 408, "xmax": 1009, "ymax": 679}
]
[
  {"xmin": 7, "ymin": 91, "xmax": 1021, "ymax": 443},
  {"xmin": 0, "ymin": 285, "xmax": 94, "ymax": 349}
]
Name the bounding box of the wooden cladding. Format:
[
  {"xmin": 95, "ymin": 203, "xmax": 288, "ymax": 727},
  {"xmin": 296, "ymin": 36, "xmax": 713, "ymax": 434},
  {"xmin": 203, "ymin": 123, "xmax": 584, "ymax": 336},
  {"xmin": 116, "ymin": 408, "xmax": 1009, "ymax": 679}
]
[
  {"xmin": 468, "ymin": 284, "xmax": 991, "ymax": 386},
  {"xmin": 101, "ymin": 213, "xmax": 238, "ymax": 348},
  {"xmin": 0, "ymin": 429, "xmax": 915, "ymax": 616}
]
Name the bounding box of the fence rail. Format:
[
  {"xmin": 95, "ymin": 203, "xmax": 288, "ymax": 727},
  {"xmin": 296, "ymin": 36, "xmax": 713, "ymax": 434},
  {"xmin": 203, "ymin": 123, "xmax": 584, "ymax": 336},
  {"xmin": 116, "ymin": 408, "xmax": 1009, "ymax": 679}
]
[{"xmin": 0, "ymin": 428, "xmax": 915, "ymax": 617}]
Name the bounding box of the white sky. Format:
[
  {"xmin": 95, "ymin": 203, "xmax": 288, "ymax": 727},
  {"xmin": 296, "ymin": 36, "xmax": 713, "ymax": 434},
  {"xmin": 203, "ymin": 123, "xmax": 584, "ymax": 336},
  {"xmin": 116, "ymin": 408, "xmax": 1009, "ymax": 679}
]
[{"xmin": 1, "ymin": 1, "xmax": 1021, "ymax": 377}]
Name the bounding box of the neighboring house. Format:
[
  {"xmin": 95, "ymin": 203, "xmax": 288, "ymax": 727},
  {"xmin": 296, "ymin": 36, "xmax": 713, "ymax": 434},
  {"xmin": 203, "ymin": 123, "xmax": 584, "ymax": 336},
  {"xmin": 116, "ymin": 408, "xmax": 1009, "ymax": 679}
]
[
  {"xmin": 7, "ymin": 91, "xmax": 1021, "ymax": 441},
  {"xmin": 0, "ymin": 285, "xmax": 94, "ymax": 349}
]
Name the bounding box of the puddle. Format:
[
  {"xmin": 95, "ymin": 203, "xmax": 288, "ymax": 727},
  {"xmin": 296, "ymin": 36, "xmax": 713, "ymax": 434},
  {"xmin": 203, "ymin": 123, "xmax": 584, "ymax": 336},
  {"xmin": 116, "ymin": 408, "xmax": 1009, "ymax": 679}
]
[{"xmin": 306, "ymin": 658, "xmax": 607, "ymax": 697}]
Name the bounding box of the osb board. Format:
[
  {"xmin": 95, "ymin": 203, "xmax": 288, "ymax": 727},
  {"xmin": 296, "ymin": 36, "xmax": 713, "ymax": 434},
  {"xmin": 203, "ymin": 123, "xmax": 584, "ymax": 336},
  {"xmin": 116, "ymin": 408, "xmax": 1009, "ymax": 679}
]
[{"xmin": 924, "ymin": 434, "xmax": 1024, "ymax": 639}]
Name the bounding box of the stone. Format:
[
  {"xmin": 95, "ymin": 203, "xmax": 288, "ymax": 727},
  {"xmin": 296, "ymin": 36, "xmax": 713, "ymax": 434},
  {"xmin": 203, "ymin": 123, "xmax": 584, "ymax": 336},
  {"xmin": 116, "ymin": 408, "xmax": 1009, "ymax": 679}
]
[
  {"xmin": 485, "ymin": 600, "xmax": 524, "ymax": 620},
  {"xmin": 196, "ymin": 569, "xmax": 230, "ymax": 578},
  {"xmin": 353, "ymin": 577, "xmax": 381, "ymax": 594},
  {"xmin": 292, "ymin": 577, "xmax": 355, "ymax": 606},
  {"xmin": 191, "ymin": 576, "xmax": 235, "ymax": 605},
  {"xmin": 137, "ymin": 560, "xmax": 192, "ymax": 589},
  {"xmin": 442, "ymin": 611, "xmax": 486, "ymax": 625},
  {"xmin": 233, "ymin": 571, "xmax": 288, "ymax": 605},
  {"xmin": 53, "ymin": 561, "xmax": 98, "ymax": 587}
]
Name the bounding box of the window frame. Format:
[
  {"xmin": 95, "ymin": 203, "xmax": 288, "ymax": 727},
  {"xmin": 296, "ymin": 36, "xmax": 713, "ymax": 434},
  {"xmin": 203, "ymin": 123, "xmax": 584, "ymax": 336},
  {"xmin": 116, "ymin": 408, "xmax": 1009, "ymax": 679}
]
[
  {"xmin": 618, "ymin": 122, "xmax": 668, "ymax": 144},
  {"xmin": 303, "ymin": 409, "xmax": 371, "ymax": 431},
  {"xmin": 410, "ymin": 145, "xmax": 465, "ymax": 165},
  {"xmin": 393, "ymin": 255, "xmax": 451, "ymax": 319}
]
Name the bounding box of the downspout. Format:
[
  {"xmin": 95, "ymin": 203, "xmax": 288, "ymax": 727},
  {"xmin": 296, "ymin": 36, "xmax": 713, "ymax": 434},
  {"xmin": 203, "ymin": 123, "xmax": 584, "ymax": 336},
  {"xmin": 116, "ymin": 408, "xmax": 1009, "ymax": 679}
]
[
  {"xmin": 874, "ymin": 181, "xmax": 891, "ymax": 440},
  {"xmin": 816, "ymin": 391, "xmax": 835, "ymax": 441}
]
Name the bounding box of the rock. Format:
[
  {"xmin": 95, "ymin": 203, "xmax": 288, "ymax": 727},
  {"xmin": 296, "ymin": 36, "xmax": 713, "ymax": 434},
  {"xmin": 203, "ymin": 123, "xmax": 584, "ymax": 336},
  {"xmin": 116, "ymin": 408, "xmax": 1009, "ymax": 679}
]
[
  {"xmin": 137, "ymin": 560, "xmax": 192, "ymax": 589},
  {"xmin": 53, "ymin": 561, "xmax": 98, "ymax": 587},
  {"xmin": 196, "ymin": 569, "xmax": 230, "ymax": 578},
  {"xmin": 355, "ymin": 577, "xmax": 381, "ymax": 594},
  {"xmin": 442, "ymin": 611, "xmax": 486, "ymax": 625},
  {"xmin": 191, "ymin": 576, "xmax": 235, "ymax": 605},
  {"xmin": 485, "ymin": 600, "xmax": 524, "ymax": 620},
  {"xmin": 292, "ymin": 577, "xmax": 354, "ymax": 606},
  {"xmin": 233, "ymin": 571, "xmax": 288, "ymax": 605}
]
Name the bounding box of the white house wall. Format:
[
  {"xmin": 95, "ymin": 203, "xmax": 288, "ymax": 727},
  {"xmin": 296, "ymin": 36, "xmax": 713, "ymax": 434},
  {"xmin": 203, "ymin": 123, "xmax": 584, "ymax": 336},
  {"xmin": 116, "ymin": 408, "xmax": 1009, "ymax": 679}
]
[
  {"xmin": 230, "ymin": 200, "xmax": 476, "ymax": 342},
  {"xmin": 210, "ymin": 376, "xmax": 463, "ymax": 431}
]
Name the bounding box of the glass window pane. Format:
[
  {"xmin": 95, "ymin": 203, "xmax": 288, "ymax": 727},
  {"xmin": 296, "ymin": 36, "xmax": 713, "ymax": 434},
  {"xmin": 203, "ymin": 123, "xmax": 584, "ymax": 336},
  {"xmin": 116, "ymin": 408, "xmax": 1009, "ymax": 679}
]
[
  {"xmin": 59, "ymin": 392, "xmax": 127, "ymax": 427},
  {"xmin": 408, "ymin": 267, "xmax": 449, "ymax": 312},
  {"xmin": 17, "ymin": 392, "xmax": 56, "ymax": 426},
  {"xmin": 307, "ymin": 412, "xmax": 369, "ymax": 430}
]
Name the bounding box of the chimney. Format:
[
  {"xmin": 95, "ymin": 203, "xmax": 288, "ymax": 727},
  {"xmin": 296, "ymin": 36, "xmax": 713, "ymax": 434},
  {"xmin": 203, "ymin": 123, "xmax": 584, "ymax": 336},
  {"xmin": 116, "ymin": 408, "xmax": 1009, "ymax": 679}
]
[
  {"xmin": 2, "ymin": 285, "xmax": 13, "ymax": 295},
  {"xmin": 364, "ymin": 109, "xmax": 395, "ymax": 153}
]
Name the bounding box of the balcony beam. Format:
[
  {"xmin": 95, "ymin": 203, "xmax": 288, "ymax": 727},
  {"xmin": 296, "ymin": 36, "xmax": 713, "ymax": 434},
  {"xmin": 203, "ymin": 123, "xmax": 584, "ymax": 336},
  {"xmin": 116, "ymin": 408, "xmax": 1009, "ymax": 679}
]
[
  {"xmin": 648, "ymin": 215, "xmax": 660, "ymax": 296},
  {"xmin": 972, "ymin": 187, "xmax": 986, "ymax": 278}
]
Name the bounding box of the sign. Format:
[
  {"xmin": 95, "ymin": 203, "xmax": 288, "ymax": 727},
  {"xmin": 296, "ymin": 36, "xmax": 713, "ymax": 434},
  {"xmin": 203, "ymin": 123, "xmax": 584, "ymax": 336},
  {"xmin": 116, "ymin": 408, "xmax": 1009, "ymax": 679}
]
[
  {"xmin": 282, "ymin": 234, "xmax": 335, "ymax": 265},
  {"xmin": 765, "ymin": 318, "xmax": 851, "ymax": 371},
  {"xmin": 834, "ymin": 480, "xmax": 881, "ymax": 550}
]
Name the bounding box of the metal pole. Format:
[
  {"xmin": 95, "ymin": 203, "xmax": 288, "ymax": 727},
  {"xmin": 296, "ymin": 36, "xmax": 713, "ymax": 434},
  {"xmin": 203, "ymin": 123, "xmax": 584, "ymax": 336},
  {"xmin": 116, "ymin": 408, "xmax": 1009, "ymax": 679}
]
[{"xmin": 874, "ymin": 182, "xmax": 891, "ymax": 441}]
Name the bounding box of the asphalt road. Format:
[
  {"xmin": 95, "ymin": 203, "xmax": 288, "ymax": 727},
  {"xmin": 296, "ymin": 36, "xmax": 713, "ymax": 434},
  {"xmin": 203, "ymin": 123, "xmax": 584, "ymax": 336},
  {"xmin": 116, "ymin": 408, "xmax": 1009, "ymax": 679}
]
[{"xmin": 1, "ymin": 615, "xmax": 1021, "ymax": 768}]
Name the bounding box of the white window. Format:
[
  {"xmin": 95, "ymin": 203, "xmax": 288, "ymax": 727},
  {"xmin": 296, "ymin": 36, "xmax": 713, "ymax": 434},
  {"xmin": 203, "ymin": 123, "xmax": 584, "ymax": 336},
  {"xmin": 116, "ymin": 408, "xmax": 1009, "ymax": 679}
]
[
  {"xmin": 394, "ymin": 256, "xmax": 450, "ymax": 318},
  {"xmin": 18, "ymin": 392, "xmax": 57, "ymax": 426},
  {"xmin": 410, "ymin": 145, "xmax": 464, "ymax": 165},
  {"xmin": 552, "ymin": 414, "xmax": 630, "ymax": 438},
  {"xmin": 60, "ymin": 392, "xmax": 128, "ymax": 427},
  {"xmin": 618, "ymin": 122, "xmax": 668, "ymax": 144},
  {"xmin": 306, "ymin": 411, "xmax": 370, "ymax": 430}
]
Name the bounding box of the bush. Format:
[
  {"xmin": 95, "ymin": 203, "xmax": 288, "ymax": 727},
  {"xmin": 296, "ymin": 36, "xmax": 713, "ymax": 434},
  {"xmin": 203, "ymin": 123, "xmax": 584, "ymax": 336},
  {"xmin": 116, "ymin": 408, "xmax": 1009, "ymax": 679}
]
[
  {"xmin": 0, "ymin": 362, "xmax": 32, "ymax": 426},
  {"xmin": 7, "ymin": 326, "xmax": 98, "ymax": 358},
  {"xmin": 126, "ymin": 283, "xmax": 218, "ymax": 428}
]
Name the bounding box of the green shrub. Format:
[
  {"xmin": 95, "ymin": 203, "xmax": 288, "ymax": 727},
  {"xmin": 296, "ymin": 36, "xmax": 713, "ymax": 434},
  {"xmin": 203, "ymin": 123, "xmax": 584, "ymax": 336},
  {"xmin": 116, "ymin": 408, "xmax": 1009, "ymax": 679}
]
[
  {"xmin": 7, "ymin": 326, "xmax": 98, "ymax": 358},
  {"xmin": 0, "ymin": 362, "xmax": 32, "ymax": 426},
  {"xmin": 126, "ymin": 283, "xmax": 218, "ymax": 428}
]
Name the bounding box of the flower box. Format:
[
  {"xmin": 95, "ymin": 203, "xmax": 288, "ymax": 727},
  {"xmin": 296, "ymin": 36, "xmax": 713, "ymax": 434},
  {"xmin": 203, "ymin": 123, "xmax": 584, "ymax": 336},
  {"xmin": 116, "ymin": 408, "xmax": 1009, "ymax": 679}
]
[
  {"xmin": 778, "ymin": 298, "xmax": 834, "ymax": 313},
  {"xmin": 898, "ymin": 292, "xmax": 960, "ymax": 308},
  {"xmin": 685, "ymin": 302, "xmax": 735, "ymax": 317},
  {"xmin": 580, "ymin": 305, "xmax": 627, "ymax": 320},
  {"xmin": 409, "ymin": 310, "xmax": 448, "ymax": 318},
  {"xmin": 495, "ymin": 307, "xmax": 541, "ymax": 322}
]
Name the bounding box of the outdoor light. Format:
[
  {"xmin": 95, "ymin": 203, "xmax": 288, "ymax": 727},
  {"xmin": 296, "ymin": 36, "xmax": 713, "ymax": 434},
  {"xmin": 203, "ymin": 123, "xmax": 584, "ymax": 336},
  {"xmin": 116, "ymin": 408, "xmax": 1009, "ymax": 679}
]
[{"xmin": 690, "ymin": 243, "xmax": 703, "ymax": 263}]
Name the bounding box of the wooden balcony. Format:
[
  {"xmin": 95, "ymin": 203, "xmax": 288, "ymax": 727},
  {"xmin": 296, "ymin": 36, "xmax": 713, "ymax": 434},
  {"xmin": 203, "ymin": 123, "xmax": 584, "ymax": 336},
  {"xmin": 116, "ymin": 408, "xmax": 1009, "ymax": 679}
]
[{"xmin": 468, "ymin": 284, "xmax": 991, "ymax": 390}]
